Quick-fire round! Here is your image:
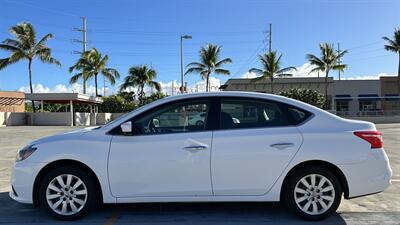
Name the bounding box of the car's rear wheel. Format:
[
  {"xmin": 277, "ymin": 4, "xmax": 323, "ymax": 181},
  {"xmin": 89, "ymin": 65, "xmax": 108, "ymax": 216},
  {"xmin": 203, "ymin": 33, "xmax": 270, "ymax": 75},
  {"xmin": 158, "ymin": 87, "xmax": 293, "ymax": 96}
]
[
  {"xmin": 284, "ymin": 166, "xmax": 342, "ymax": 220},
  {"xmin": 39, "ymin": 167, "xmax": 97, "ymax": 220}
]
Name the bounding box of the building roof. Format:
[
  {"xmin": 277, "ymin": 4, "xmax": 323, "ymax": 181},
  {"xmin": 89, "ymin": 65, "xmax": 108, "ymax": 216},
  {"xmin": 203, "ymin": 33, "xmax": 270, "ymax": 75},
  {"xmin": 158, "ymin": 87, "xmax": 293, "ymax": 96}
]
[{"xmin": 25, "ymin": 93, "xmax": 102, "ymax": 104}]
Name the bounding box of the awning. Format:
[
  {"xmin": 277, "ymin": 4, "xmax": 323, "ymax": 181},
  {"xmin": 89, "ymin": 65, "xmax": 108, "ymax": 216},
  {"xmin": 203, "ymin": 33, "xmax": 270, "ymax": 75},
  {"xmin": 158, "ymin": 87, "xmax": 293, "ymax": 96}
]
[
  {"xmin": 358, "ymin": 94, "xmax": 380, "ymax": 101},
  {"xmin": 335, "ymin": 94, "xmax": 352, "ymax": 101},
  {"xmin": 384, "ymin": 94, "xmax": 400, "ymax": 101}
]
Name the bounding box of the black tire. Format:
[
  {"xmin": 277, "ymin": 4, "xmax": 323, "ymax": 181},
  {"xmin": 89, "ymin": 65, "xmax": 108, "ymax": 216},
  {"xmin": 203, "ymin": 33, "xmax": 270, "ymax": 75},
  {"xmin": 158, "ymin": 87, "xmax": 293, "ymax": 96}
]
[
  {"xmin": 284, "ymin": 166, "xmax": 342, "ymax": 221},
  {"xmin": 39, "ymin": 166, "xmax": 98, "ymax": 220}
]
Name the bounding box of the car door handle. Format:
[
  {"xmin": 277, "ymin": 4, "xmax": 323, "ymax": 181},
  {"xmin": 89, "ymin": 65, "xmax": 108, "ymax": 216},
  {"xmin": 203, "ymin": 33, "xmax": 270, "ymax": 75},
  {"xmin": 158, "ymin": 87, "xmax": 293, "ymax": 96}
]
[
  {"xmin": 183, "ymin": 145, "xmax": 208, "ymax": 151},
  {"xmin": 270, "ymin": 143, "xmax": 295, "ymax": 150}
]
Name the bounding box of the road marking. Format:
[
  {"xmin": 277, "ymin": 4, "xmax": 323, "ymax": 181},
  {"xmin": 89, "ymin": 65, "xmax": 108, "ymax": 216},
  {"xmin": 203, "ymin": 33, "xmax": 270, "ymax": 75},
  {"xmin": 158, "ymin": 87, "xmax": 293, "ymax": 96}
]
[
  {"xmin": 104, "ymin": 210, "xmax": 120, "ymax": 225},
  {"xmin": 391, "ymin": 179, "xmax": 400, "ymax": 182}
]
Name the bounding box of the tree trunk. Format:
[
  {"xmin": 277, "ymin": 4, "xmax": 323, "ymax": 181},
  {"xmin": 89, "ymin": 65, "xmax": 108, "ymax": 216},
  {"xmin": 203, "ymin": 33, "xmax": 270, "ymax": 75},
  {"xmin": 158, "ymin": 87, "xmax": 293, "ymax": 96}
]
[
  {"xmin": 325, "ymin": 71, "xmax": 329, "ymax": 110},
  {"xmin": 28, "ymin": 60, "xmax": 36, "ymax": 113},
  {"xmin": 94, "ymin": 74, "xmax": 98, "ymax": 96},
  {"xmin": 270, "ymin": 77, "xmax": 274, "ymax": 94},
  {"xmin": 83, "ymin": 78, "xmax": 87, "ymax": 94},
  {"xmin": 140, "ymin": 84, "xmax": 145, "ymax": 105},
  {"xmin": 206, "ymin": 75, "xmax": 210, "ymax": 92},
  {"xmin": 397, "ymin": 52, "xmax": 400, "ymax": 94}
]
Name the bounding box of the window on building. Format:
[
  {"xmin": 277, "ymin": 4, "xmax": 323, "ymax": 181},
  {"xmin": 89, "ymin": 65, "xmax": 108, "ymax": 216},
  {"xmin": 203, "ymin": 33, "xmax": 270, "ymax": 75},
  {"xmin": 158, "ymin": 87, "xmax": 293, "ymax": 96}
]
[{"xmin": 336, "ymin": 101, "xmax": 349, "ymax": 112}]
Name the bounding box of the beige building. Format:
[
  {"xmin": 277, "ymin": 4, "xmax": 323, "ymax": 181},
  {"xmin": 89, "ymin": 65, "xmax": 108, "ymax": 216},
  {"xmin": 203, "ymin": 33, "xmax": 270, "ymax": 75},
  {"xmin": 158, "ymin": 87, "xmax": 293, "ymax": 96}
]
[
  {"xmin": 0, "ymin": 91, "xmax": 25, "ymax": 112},
  {"xmin": 221, "ymin": 76, "xmax": 400, "ymax": 116}
]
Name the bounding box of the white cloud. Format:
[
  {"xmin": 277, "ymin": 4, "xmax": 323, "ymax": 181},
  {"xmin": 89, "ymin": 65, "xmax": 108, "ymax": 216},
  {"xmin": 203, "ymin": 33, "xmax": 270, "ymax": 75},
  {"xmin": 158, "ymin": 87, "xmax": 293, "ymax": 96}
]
[
  {"xmin": 239, "ymin": 62, "xmax": 397, "ymax": 80},
  {"xmin": 240, "ymin": 63, "xmax": 320, "ymax": 79},
  {"xmin": 341, "ymin": 73, "xmax": 396, "ymax": 80},
  {"xmin": 291, "ymin": 63, "xmax": 320, "ymax": 77},
  {"xmin": 241, "ymin": 72, "xmax": 258, "ymax": 79},
  {"xmin": 18, "ymin": 83, "xmax": 114, "ymax": 96}
]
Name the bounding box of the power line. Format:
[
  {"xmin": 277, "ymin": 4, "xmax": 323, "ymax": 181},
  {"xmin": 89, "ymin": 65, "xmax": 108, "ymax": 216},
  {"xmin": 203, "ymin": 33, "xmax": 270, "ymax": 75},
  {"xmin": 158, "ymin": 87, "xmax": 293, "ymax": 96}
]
[
  {"xmin": 1, "ymin": 0, "xmax": 78, "ymax": 17},
  {"xmin": 232, "ymin": 42, "xmax": 264, "ymax": 78}
]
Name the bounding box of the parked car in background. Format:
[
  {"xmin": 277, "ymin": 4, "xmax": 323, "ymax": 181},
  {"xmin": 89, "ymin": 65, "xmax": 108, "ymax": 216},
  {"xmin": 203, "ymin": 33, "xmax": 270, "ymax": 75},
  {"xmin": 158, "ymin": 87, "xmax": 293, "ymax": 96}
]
[{"xmin": 10, "ymin": 92, "xmax": 392, "ymax": 221}]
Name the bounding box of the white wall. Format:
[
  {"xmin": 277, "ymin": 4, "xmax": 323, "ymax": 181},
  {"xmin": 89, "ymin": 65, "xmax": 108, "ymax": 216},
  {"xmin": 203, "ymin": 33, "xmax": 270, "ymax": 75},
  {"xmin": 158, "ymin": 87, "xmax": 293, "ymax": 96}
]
[
  {"xmin": 0, "ymin": 112, "xmax": 26, "ymax": 126},
  {"xmin": 27, "ymin": 112, "xmax": 71, "ymax": 126},
  {"xmin": 96, "ymin": 113, "xmax": 112, "ymax": 125},
  {"xmin": 0, "ymin": 112, "xmax": 5, "ymax": 126},
  {"xmin": 74, "ymin": 113, "xmax": 91, "ymax": 126}
]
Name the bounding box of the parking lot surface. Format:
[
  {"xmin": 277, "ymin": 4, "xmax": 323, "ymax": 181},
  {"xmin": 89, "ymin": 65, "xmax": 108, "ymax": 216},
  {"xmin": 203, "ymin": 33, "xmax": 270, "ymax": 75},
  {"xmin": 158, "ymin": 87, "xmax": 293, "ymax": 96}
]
[{"xmin": 0, "ymin": 125, "xmax": 399, "ymax": 225}]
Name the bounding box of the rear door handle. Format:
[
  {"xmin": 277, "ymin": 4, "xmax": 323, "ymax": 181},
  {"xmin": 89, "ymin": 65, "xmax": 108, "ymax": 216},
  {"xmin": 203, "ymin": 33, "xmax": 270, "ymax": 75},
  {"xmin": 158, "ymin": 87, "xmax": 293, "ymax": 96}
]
[
  {"xmin": 183, "ymin": 145, "xmax": 208, "ymax": 151},
  {"xmin": 270, "ymin": 143, "xmax": 295, "ymax": 150}
]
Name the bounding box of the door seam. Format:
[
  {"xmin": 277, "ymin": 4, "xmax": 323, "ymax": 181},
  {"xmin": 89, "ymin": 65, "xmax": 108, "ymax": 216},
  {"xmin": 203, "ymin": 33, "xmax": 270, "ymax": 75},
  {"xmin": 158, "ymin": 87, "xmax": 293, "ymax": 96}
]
[{"xmin": 210, "ymin": 131, "xmax": 215, "ymax": 195}]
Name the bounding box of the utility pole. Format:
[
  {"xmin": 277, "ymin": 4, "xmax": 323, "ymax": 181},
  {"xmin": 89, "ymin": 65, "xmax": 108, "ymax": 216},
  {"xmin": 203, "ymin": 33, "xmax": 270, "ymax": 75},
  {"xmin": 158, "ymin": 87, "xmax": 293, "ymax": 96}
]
[
  {"xmin": 73, "ymin": 17, "xmax": 88, "ymax": 93},
  {"xmin": 73, "ymin": 17, "xmax": 87, "ymax": 54},
  {"xmin": 268, "ymin": 23, "xmax": 272, "ymax": 53},
  {"xmin": 171, "ymin": 81, "xmax": 174, "ymax": 96},
  {"xmin": 180, "ymin": 35, "xmax": 192, "ymax": 94},
  {"xmin": 337, "ymin": 42, "xmax": 341, "ymax": 80}
]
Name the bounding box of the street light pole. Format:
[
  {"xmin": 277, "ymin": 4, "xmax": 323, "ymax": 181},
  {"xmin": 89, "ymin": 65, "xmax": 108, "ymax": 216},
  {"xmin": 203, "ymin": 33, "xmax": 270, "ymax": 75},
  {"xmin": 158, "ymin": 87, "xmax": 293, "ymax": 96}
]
[{"xmin": 180, "ymin": 35, "xmax": 192, "ymax": 93}]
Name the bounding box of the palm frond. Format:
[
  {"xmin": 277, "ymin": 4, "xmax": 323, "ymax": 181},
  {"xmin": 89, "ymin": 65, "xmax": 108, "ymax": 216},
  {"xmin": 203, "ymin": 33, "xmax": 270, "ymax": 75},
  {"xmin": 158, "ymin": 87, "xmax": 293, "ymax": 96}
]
[
  {"xmin": 306, "ymin": 54, "xmax": 325, "ymax": 66},
  {"xmin": 332, "ymin": 64, "xmax": 347, "ymax": 72},
  {"xmin": 185, "ymin": 67, "xmax": 204, "ymax": 75},
  {"xmin": 249, "ymin": 68, "xmax": 263, "ymax": 74},
  {"xmin": 186, "ymin": 62, "xmax": 205, "ymax": 68},
  {"xmin": 214, "ymin": 68, "xmax": 230, "ymax": 75},
  {"xmin": 148, "ymin": 81, "xmax": 162, "ymax": 92},
  {"xmin": 0, "ymin": 44, "xmax": 23, "ymax": 53},
  {"xmin": 35, "ymin": 33, "xmax": 53, "ymax": 49},
  {"xmin": 276, "ymin": 66, "xmax": 296, "ymax": 74},
  {"xmin": 215, "ymin": 58, "xmax": 232, "ymax": 67},
  {"xmin": 69, "ymin": 73, "xmax": 84, "ymax": 84}
]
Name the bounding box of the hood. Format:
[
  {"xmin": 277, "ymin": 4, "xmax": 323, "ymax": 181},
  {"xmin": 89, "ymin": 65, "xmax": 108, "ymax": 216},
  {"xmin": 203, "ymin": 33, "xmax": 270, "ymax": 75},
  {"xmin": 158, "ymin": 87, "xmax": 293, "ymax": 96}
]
[{"xmin": 30, "ymin": 126, "xmax": 99, "ymax": 146}]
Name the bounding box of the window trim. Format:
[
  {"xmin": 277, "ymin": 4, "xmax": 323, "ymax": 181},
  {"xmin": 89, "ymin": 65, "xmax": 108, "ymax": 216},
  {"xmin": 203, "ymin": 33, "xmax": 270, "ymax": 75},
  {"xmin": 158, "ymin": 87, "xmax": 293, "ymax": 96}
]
[{"xmin": 108, "ymin": 97, "xmax": 219, "ymax": 136}]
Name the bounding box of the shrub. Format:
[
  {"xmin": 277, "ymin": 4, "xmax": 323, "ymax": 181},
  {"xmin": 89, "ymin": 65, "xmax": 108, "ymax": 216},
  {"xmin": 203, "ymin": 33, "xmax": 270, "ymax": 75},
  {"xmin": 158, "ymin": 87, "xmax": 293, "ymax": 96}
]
[{"xmin": 279, "ymin": 88, "xmax": 326, "ymax": 108}]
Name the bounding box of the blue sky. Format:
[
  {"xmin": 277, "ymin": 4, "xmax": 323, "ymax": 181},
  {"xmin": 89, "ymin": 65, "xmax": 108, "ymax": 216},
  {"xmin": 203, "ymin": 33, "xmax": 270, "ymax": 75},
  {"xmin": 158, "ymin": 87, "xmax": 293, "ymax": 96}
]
[{"xmin": 0, "ymin": 0, "xmax": 399, "ymax": 94}]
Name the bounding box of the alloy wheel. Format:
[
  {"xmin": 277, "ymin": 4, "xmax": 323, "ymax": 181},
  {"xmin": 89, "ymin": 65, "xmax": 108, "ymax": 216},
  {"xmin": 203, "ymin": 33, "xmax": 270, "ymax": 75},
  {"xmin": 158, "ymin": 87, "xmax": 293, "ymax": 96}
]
[
  {"xmin": 45, "ymin": 174, "xmax": 88, "ymax": 216},
  {"xmin": 294, "ymin": 174, "xmax": 335, "ymax": 215}
]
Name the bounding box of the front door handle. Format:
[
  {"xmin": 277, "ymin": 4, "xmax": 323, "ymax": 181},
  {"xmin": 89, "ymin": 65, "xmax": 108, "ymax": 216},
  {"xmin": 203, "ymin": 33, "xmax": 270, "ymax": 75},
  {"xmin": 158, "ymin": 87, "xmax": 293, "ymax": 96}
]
[
  {"xmin": 183, "ymin": 145, "xmax": 208, "ymax": 151},
  {"xmin": 270, "ymin": 143, "xmax": 295, "ymax": 150}
]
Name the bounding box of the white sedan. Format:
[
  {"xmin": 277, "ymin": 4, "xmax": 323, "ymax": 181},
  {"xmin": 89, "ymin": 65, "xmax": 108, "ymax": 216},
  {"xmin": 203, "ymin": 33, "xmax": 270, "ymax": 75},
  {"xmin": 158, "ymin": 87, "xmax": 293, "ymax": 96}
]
[{"xmin": 10, "ymin": 92, "xmax": 392, "ymax": 220}]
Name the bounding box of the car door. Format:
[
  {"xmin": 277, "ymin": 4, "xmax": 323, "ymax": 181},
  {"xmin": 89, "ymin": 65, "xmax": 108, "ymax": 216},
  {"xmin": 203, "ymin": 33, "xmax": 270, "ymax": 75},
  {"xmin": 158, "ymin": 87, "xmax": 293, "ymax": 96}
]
[
  {"xmin": 108, "ymin": 99, "xmax": 214, "ymax": 198},
  {"xmin": 211, "ymin": 97, "xmax": 304, "ymax": 196}
]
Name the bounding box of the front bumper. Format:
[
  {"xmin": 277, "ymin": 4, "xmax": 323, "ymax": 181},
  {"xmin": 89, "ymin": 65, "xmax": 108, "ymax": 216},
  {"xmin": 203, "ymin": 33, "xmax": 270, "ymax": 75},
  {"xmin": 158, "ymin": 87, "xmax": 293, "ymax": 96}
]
[
  {"xmin": 9, "ymin": 162, "xmax": 46, "ymax": 204},
  {"xmin": 338, "ymin": 148, "xmax": 392, "ymax": 198}
]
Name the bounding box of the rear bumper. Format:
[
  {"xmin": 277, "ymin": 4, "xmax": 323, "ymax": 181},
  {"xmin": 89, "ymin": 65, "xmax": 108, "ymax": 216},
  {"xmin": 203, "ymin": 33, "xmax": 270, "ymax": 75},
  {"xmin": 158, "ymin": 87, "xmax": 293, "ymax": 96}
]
[{"xmin": 338, "ymin": 148, "xmax": 392, "ymax": 198}]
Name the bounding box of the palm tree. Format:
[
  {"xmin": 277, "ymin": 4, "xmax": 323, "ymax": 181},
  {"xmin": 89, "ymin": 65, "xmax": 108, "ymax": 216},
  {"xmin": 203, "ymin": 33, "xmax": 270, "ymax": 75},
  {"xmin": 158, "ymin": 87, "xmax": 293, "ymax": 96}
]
[
  {"xmin": 0, "ymin": 22, "xmax": 61, "ymax": 112},
  {"xmin": 69, "ymin": 48, "xmax": 120, "ymax": 96},
  {"xmin": 185, "ymin": 44, "xmax": 232, "ymax": 92},
  {"xmin": 383, "ymin": 28, "xmax": 400, "ymax": 93},
  {"xmin": 307, "ymin": 43, "xmax": 348, "ymax": 109},
  {"xmin": 119, "ymin": 65, "xmax": 161, "ymax": 105},
  {"xmin": 249, "ymin": 51, "xmax": 296, "ymax": 94}
]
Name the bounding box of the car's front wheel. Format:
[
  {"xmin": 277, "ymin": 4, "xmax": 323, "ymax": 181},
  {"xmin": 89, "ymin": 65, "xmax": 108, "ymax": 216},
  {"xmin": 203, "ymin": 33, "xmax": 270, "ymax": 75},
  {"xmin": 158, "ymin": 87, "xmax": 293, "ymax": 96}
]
[
  {"xmin": 39, "ymin": 167, "xmax": 98, "ymax": 220},
  {"xmin": 284, "ymin": 166, "xmax": 342, "ymax": 220}
]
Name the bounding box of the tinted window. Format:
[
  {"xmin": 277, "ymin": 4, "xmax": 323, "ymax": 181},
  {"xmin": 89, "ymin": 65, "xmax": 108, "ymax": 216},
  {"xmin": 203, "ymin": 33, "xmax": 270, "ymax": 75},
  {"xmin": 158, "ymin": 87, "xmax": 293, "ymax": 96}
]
[
  {"xmin": 287, "ymin": 107, "xmax": 312, "ymax": 125},
  {"xmin": 133, "ymin": 100, "xmax": 210, "ymax": 135},
  {"xmin": 220, "ymin": 99, "xmax": 292, "ymax": 129}
]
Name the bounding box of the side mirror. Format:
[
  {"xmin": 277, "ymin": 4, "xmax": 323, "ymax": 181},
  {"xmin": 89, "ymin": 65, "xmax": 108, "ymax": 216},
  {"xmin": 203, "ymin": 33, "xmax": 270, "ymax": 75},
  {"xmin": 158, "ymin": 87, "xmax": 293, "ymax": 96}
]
[{"xmin": 120, "ymin": 121, "xmax": 132, "ymax": 133}]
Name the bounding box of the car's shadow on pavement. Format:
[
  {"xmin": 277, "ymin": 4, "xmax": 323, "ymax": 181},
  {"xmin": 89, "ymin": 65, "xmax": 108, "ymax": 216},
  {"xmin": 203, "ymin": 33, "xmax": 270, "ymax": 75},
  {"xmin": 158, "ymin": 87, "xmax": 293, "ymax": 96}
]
[{"xmin": 0, "ymin": 192, "xmax": 348, "ymax": 225}]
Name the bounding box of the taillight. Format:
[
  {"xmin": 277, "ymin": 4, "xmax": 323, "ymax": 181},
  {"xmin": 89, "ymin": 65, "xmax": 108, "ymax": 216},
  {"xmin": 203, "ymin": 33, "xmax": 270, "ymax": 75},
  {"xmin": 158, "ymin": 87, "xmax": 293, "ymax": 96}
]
[{"xmin": 354, "ymin": 131, "xmax": 383, "ymax": 149}]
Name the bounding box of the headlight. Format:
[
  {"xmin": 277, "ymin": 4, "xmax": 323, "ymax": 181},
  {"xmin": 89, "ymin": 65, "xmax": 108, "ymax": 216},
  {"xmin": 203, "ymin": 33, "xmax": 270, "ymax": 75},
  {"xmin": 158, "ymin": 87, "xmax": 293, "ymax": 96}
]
[{"xmin": 16, "ymin": 145, "xmax": 37, "ymax": 162}]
